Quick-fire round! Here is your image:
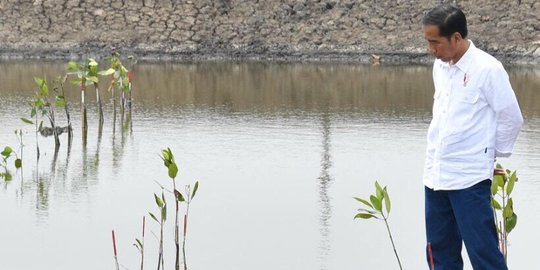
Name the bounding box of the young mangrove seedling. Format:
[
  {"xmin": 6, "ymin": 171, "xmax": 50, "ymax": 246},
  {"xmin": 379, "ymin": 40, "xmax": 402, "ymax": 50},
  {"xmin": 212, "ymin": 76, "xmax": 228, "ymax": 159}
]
[
  {"xmin": 1, "ymin": 146, "xmax": 21, "ymax": 181},
  {"xmin": 52, "ymin": 75, "xmax": 73, "ymax": 148},
  {"xmin": 181, "ymin": 180, "xmax": 199, "ymax": 270},
  {"xmin": 112, "ymin": 230, "xmax": 120, "ymax": 270},
  {"xmin": 23, "ymin": 77, "xmax": 62, "ymax": 151},
  {"xmin": 14, "ymin": 129, "xmax": 24, "ymax": 170},
  {"xmin": 161, "ymin": 147, "xmax": 200, "ymax": 270},
  {"xmin": 491, "ymin": 163, "xmax": 519, "ymax": 263},
  {"xmin": 134, "ymin": 216, "xmax": 146, "ymax": 270},
  {"xmin": 149, "ymin": 190, "xmax": 167, "ymax": 270},
  {"xmin": 160, "ymin": 147, "xmax": 181, "ymax": 270},
  {"xmin": 100, "ymin": 52, "xmax": 130, "ymax": 131},
  {"xmin": 354, "ymin": 181, "xmax": 402, "ymax": 270},
  {"xmin": 67, "ymin": 59, "xmax": 100, "ymax": 145}
]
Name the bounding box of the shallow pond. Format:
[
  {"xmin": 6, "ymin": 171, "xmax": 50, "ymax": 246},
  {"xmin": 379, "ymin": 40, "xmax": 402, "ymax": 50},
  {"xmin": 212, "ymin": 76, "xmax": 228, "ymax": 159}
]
[{"xmin": 1, "ymin": 61, "xmax": 539, "ymax": 270}]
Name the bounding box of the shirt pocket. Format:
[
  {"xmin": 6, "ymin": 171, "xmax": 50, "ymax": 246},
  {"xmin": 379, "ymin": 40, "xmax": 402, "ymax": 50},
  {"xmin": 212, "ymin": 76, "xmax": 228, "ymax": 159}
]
[{"xmin": 456, "ymin": 89, "xmax": 480, "ymax": 104}]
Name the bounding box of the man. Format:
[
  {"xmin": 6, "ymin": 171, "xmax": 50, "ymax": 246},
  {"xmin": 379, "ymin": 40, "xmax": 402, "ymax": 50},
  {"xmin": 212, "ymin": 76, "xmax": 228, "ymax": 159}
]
[{"xmin": 422, "ymin": 4, "xmax": 523, "ymax": 270}]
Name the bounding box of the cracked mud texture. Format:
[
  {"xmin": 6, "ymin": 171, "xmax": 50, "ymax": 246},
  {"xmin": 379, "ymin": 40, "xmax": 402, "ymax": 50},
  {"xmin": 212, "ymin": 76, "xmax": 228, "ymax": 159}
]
[{"xmin": 0, "ymin": 0, "xmax": 538, "ymax": 64}]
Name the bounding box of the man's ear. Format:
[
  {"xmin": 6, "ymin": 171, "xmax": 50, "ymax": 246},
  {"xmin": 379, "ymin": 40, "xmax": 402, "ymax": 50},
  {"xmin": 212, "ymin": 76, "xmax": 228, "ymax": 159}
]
[{"xmin": 453, "ymin": 32, "xmax": 463, "ymax": 42}]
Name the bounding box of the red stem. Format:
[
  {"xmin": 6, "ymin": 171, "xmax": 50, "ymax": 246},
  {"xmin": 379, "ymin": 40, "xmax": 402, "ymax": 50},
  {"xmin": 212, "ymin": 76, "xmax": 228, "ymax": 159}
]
[{"xmin": 112, "ymin": 230, "xmax": 118, "ymax": 257}]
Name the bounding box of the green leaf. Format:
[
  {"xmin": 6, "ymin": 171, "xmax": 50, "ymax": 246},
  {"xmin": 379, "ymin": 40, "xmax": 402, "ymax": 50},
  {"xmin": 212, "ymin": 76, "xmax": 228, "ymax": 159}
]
[
  {"xmin": 490, "ymin": 179, "xmax": 498, "ymax": 196},
  {"xmin": 136, "ymin": 238, "xmax": 143, "ymax": 248},
  {"xmin": 21, "ymin": 118, "xmax": 33, "ymax": 124},
  {"xmin": 506, "ymin": 171, "xmax": 517, "ymax": 195},
  {"xmin": 1, "ymin": 146, "xmax": 13, "ymax": 157},
  {"xmin": 86, "ymin": 76, "xmax": 99, "ymax": 83},
  {"xmin": 55, "ymin": 96, "xmax": 66, "ymax": 107},
  {"xmin": 503, "ymin": 198, "xmax": 514, "ymax": 218},
  {"xmin": 383, "ymin": 187, "xmax": 391, "ymax": 214},
  {"xmin": 39, "ymin": 121, "xmax": 43, "ymax": 132},
  {"xmin": 99, "ymin": 68, "xmax": 116, "ymax": 76},
  {"xmin": 34, "ymin": 77, "xmax": 48, "ymax": 96},
  {"xmin": 4, "ymin": 171, "xmax": 12, "ymax": 181},
  {"xmin": 192, "ymin": 181, "xmax": 199, "ymax": 199},
  {"xmin": 354, "ymin": 213, "xmax": 377, "ymax": 219},
  {"xmin": 506, "ymin": 213, "xmax": 517, "ymax": 233},
  {"xmin": 357, "ymin": 208, "xmax": 379, "ymax": 215},
  {"xmin": 31, "ymin": 108, "xmax": 37, "ymax": 118},
  {"xmin": 70, "ymin": 79, "xmax": 81, "ymax": 85},
  {"xmin": 149, "ymin": 212, "xmax": 159, "ymax": 223},
  {"xmin": 494, "ymin": 175, "xmax": 504, "ymax": 189},
  {"xmin": 375, "ymin": 181, "xmax": 384, "ymax": 199},
  {"xmin": 68, "ymin": 61, "xmax": 79, "ymax": 71},
  {"xmin": 15, "ymin": 159, "xmax": 22, "ymax": 169},
  {"xmin": 495, "ymin": 163, "xmax": 502, "ymax": 169},
  {"xmin": 154, "ymin": 194, "xmax": 164, "ymax": 208},
  {"xmin": 491, "ymin": 197, "xmax": 502, "ymax": 210},
  {"xmin": 168, "ymin": 162, "xmax": 178, "ymax": 179},
  {"xmin": 174, "ymin": 189, "xmax": 185, "ymax": 202},
  {"xmin": 88, "ymin": 58, "xmax": 98, "ymax": 66},
  {"xmin": 161, "ymin": 203, "xmax": 167, "ymax": 222},
  {"xmin": 370, "ymin": 195, "xmax": 382, "ymax": 212},
  {"xmin": 354, "ymin": 197, "xmax": 373, "ymax": 209}
]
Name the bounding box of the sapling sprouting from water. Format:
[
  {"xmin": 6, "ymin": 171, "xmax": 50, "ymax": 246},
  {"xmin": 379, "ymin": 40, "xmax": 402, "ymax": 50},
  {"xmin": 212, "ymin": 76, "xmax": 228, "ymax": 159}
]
[
  {"xmin": 100, "ymin": 52, "xmax": 131, "ymax": 131},
  {"xmin": 161, "ymin": 148, "xmax": 200, "ymax": 270},
  {"xmin": 160, "ymin": 147, "xmax": 182, "ymax": 270},
  {"xmin": 180, "ymin": 180, "xmax": 199, "ymax": 270},
  {"xmin": 354, "ymin": 181, "xmax": 402, "ymax": 270},
  {"xmin": 1, "ymin": 146, "xmax": 21, "ymax": 181},
  {"xmin": 149, "ymin": 190, "xmax": 167, "ymax": 270},
  {"xmin": 52, "ymin": 75, "xmax": 73, "ymax": 148},
  {"xmin": 67, "ymin": 59, "xmax": 99, "ymax": 145},
  {"xmin": 134, "ymin": 216, "xmax": 146, "ymax": 270},
  {"xmin": 112, "ymin": 230, "xmax": 120, "ymax": 270},
  {"xmin": 491, "ymin": 163, "xmax": 519, "ymax": 263},
  {"xmin": 23, "ymin": 77, "xmax": 62, "ymax": 151}
]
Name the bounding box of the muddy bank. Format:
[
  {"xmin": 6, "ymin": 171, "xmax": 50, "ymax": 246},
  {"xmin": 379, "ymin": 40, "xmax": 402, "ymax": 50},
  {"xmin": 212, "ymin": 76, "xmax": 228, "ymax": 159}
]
[{"xmin": 0, "ymin": 0, "xmax": 538, "ymax": 65}]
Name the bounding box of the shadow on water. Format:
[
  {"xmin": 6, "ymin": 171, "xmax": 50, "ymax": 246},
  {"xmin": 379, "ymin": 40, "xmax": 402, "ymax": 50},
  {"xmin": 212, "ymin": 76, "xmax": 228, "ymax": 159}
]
[{"xmin": 317, "ymin": 110, "xmax": 333, "ymax": 270}]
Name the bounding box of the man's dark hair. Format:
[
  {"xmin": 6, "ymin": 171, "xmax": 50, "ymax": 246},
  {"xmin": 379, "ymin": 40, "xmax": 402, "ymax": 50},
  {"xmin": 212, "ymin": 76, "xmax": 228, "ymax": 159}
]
[{"xmin": 423, "ymin": 4, "xmax": 468, "ymax": 39}]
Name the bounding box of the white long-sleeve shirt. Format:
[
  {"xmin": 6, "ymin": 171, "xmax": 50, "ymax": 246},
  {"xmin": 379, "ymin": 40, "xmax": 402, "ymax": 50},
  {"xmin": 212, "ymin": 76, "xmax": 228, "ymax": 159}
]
[{"xmin": 423, "ymin": 41, "xmax": 523, "ymax": 190}]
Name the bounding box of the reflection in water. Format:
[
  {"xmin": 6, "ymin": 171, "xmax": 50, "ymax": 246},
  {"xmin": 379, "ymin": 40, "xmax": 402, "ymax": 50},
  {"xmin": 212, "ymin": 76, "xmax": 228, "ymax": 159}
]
[
  {"xmin": 36, "ymin": 173, "xmax": 49, "ymax": 220},
  {"xmin": 317, "ymin": 111, "xmax": 333, "ymax": 270}
]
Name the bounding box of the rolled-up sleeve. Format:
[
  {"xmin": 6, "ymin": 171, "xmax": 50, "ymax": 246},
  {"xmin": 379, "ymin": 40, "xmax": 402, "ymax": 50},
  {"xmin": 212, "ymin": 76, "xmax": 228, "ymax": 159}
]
[{"xmin": 484, "ymin": 63, "xmax": 524, "ymax": 157}]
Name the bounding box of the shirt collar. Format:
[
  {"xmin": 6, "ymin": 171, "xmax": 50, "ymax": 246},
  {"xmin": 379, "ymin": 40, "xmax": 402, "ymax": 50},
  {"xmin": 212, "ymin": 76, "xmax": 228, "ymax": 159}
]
[
  {"xmin": 453, "ymin": 40, "xmax": 475, "ymax": 72},
  {"xmin": 439, "ymin": 40, "xmax": 475, "ymax": 72}
]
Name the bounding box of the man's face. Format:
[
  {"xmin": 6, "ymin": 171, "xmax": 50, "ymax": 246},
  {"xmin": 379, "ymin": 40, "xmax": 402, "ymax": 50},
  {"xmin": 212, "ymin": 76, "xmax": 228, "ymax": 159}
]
[{"xmin": 423, "ymin": 24, "xmax": 458, "ymax": 62}]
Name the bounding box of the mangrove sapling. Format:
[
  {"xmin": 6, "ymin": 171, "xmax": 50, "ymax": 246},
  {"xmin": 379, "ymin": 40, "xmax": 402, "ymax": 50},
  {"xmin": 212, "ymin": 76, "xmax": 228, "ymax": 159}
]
[
  {"xmin": 126, "ymin": 55, "xmax": 137, "ymax": 111},
  {"xmin": 14, "ymin": 129, "xmax": 24, "ymax": 170},
  {"xmin": 149, "ymin": 191, "xmax": 167, "ymax": 270},
  {"xmin": 22, "ymin": 91, "xmax": 43, "ymax": 161},
  {"xmin": 354, "ymin": 181, "xmax": 402, "ymax": 270},
  {"xmin": 1, "ymin": 146, "xmax": 21, "ymax": 181},
  {"xmin": 491, "ymin": 163, "xmax": 519, "ymax": 263},
  {"xmin": 67, "ymin": 59, "xmax": 100, "ymax": 145},
  {"xmin": 53, "ymin": 75, "xmax": 73, "ymax": 149},
  {"xmin": 180, "ymin": 181, "xmax": 199, "ymax": 270},
  {"xmin": 161, "ymin": 148, "xmax": 181, "ymax": 270},
  {"xmin": 100, "ymin": 52, "xmax": 130, "ymax": 132},
  {"xmin": 134, "ymin": 216, "xmax": 146, "ymax": 270},
  {"xmin": 112, "ymin": 230, "xmax": 120, "ymax": 270},
  {"xmin": 24, "ymin": 77, "xmax": 62, "ymax": 151}
]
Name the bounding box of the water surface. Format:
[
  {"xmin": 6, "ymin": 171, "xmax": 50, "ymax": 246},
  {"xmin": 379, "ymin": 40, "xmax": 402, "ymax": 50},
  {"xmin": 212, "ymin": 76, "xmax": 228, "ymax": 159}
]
[{"xmin": 1, "ymin": 61, "xmax": 539, "ymax": 270}]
